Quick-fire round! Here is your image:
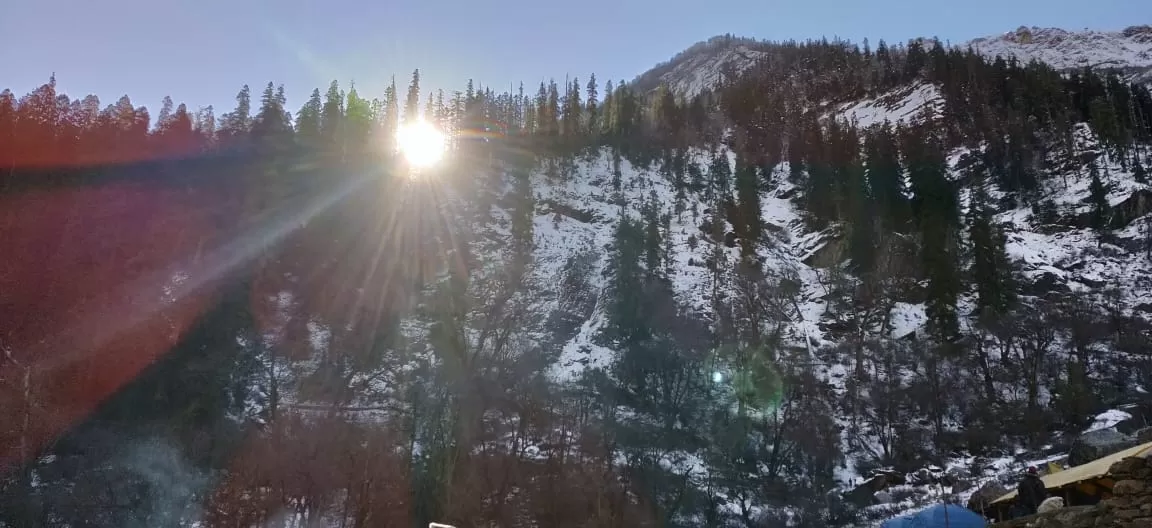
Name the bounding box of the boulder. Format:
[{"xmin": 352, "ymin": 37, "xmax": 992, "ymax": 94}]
[
  {"xmin": 1112, "ymin": 479, "xmax": 1147, "ymax": 497},
  {"xmin": 990, "ymin": 505, "xmax": 1099, "ymax": 528},
  {"xmin": 1037, "ymin": 496, "xmax": 1065, "ymax": 514},
  {"xmin": 1022, "ymin": 271, "xmax": 1071, "ymax": 297},
  {"xmin": 967, "ymin": 480, "xmax": 1010, "ymax": 513},
  {"xmin": 1068, "ymin": 428, "xmax": 1140, "ymax": 467},
  {"xmin": 946, "ymin": 465, "xmax": 972, "ymax": 480},
  {"xmin": 1137, "ymin": 426, "xmax": 1152, "ymax": 444},
  {"xmin": 950, "ymin": 478, "xmax": 976, "ymax": 495},
  {"xmin": 844, "ymin": 470, "xmax": 905, "ymax": 507}
]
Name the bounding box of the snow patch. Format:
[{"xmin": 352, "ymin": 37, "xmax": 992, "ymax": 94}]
[{"xmin": 1085, "ymin": 409, "xmax": 1133, "ymax": 434}]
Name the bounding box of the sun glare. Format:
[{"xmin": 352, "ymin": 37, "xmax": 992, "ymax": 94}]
[{"xmin": 396, "ymin": 120, "xmax": 446, "ymax": 168}]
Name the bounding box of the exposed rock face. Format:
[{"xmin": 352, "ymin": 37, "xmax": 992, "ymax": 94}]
[
  {"xmin": 1068, "ymin": 429, "xmax": 1140, "ymax": 467},
  {"xmin": 1094, "ymin": 455, "xmax": 1152, "ymax": 527}
]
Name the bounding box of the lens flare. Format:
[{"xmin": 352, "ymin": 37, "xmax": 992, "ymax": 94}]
[{"xmin": 396, "ymin": 120, "xmax": 446, "ymax": 168}]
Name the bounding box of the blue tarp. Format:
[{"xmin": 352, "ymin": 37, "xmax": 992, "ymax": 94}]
[{"xmin": 879, "ymin": 504, "xmax": 987, "ymax": 528}]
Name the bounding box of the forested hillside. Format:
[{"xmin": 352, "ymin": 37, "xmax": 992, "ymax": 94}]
[{"xmin": 1, "ymin": 30, "xmax": 1152, "ymax": 527}]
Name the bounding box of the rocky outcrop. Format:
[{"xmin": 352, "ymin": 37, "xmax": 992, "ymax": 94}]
[
  {"xmin": 992, "ymin": 505, "xmax": 1099, "ymax": 527},
  {"xmin": 969, "ymin": 480, "xmax": 1011, "ymax": 514},
  {"xmin": 1093, "ymin": 456, "xmax": 1152, "ymax": 527},
  {"xmin": 844, "ymin": 469, "xmax": 905, "ymax": 506},
  {"xmin": 1068, "ymin": 429, "xmax": 1140, "ymax": 466},
  {"xmin": 1109, "ymin": 189, "xmax": 1152, "ymax": 230},
  {"xmin": 990, "ymin": 455, "xmax": 1152, "ymax": 527}
]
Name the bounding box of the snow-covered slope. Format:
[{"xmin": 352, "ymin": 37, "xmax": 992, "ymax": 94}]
[
  {"xmin": 997, "ymin": 123, "xmax": 1152, "ymax": 312},
  {"xmin": 512, "ymin": 83, "xmax": 1151, "ymax": 524},
  {"xmin": 966, "ymin": 25, "xmax": 1152, "ymax": 84},
  {"xmin": 529, "ymin": 151, "xmax": 829, "ymax": 381},
  {"xmin": 632, "ymin": 36, "xmax": 770, "ymax": 98},
  {"xmin": 835, "ymin": 83, "xmax": 943, "ymax": 127}
]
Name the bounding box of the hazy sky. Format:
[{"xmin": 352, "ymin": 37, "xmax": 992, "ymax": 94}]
[{"xmin": 2, "ymin": 0, "xmax": 1148, "ymax": 116}]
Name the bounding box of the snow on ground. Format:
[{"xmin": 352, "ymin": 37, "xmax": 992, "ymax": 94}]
[
  {"xmin": 996, "ymin": 130, "xmax": 1152, "ymax": 312},
  {"xmin": 532, "ymin": 149, "xmax": 801, "ymax": 380},
  {"xmin": 889, "ymin": 303, "xmax": 927, "ymax": 339},
  {"xmin": 553, "ymin": 310, "xmax": 616, "ymax": 380},
  {"xmin": 1085, "ymin": 409, "xmax": 1134, "ymax": 434},
  {"xmin": 835, "ymin": 83, "xmax": 943, "ymax": 128}
]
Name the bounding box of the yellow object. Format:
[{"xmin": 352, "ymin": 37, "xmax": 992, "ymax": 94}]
[
  {"xmin": 1047, "ymin": 461, "xmax": 1064, "ymax": 474},
  {"xmin": 991, "ymin": 441, "xmax": 1152, "ymax": 505}
]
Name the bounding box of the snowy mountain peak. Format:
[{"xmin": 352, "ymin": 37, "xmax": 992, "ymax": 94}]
[{"xmin": 966, "ymin": 25, "xmax": 1152, "ymax": 84}]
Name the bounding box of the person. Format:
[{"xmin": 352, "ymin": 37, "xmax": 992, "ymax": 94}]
[{"xmin": 1016, "ymin": 466, "xmax": 1048, "ymax": 516}]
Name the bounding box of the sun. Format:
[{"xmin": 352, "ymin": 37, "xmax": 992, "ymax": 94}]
[{"xmin": 396, "ymin": 120, "xmax": 446, "ymax": 168}]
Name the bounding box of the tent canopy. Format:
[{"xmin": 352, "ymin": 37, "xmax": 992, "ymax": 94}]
[
  {"xmin": 991, "ymin": 441, "xmax": 1152, "ymax": 505},
  {"xmin": 880, "ymin": 504, "xmax": 987, "ymax": 528}
]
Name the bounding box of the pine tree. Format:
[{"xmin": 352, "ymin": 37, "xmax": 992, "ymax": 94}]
[
  {"xmin": 295, "ymin": 89, "xmax": 323, "ymax": 149},
  {"xmin": 219, "ymin": 85, "xmax": 251, "ymax": 146},
  {"xmin": 156, "ymin": 96, "xmax": 174, "ymax": 131},
  {"xmin": 733, "ymin": 156, "xmax": 762, "ymax": 257},
  {"xmin": 435, "ymin": 89, "xmax": 446, "ymax": 129},
  {"xmin": 13, "ymin": 75, "xmax": 61, "ymax": 166},
  {"xmin": 169, "ymin": 103, "xmax": 195, "ymax": 150},
  {"xmin": 523, "ymin": 96, "xmax": 537, "ymax": 135},
  {"xmin": 381, "ymin": 77, "xmax": 399, "ymax": 150},
  {"xmin": 404, "ymin": 69, "xmax": 421, "ymax": 124},
  {"xmin": 253, "ymin": 82, "xmax": 290, "ymax": 148},
  {"xmin": 602, "ymin": 80, "xmax": 615, "ymax": 136},
  {"xmin": 641, "ymin": 193, "xmax": 664, "ymax": 275},
  {"xmin": 1133, "ymin": 155, "xmax": 1147, "ymax": 183},
  {"xmin": 844, "ymin": 150, "xmax": 877, "ymax": 272},
  {"xmin": 864, "ymin": 123, "xmax": 908, "ymax": 228},
  {"xmin": 132, "ymin": 105, "xmax": 151, "ymax": 148},
  {"xmin": 276, "ymin": 85, "xmax": 291, "ymax": 133},
  {"xmin": 193, "ymin": 105, "xmax": 216, "ymax": 148},
  {"xmin": 564, "ymin": 77, "xmax": 581, "ymax": 137},
  {"xmin": 968, "ymin": 181, "xmax": 1015, "ymax": 316},
  {"xmin": 803, "ymin": 120, "xmax": 836, "ymax": 225},
  {"xmin": 1089, "ymin": 95, "xmax": 1121, "ymax": 149},
  {"xmin": 1088, "ymin": 160, "xmax": 1110, "ymax": 229},
  {"xmin": 509, "ymin": 162, "xmax": 535, "ymax": 270},
  {"xmin": 905, "ymin": 129, "xmax": 960, "ymax": 340},
  {"xmin": 535, "ymin": 82, "xmax": 549, "ymax": 136},
  {"xmin": 586, "ymin": 74, "xmax": 599, "ymax": 136},
  {"xmin": 345, "ymin": 82, "xmax": 373, "ymax": 154},
  {"xmin": 546, "ymin": 81, "xmax": 560, "ymax": 137},
  {"xmin": 709, "ymin": 149, "xmax": 732, "ymax": 200},
  {"xmin": 1004, "ymin": 125, "xmax": 1039, "ymax": 194},
  {"xmin": 653, "ymin": 85, "xmax": 679, "ymax": 143},
  {"xmin": 787, "ymin": 122, "xmax": 805, "ymax": 184},
  {"xmin": 321, "ymin": 80, "xmax": 344, "ymax": 152},
  {"xmin": 607, "ymin": 216, "xmax": 648, "ymax": 343}
]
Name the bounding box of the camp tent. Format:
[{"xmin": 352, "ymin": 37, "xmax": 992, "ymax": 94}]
[
  {"xmin": 990, "ymin": 441, "xmax": 1152, "ymax": 508},
  {"xmin": 880, "ymin": 504, "xmax": 987, "ymax": 528}
]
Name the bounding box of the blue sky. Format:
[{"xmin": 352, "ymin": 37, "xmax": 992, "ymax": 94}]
[{"xmin": 2, "ymin": 0, "xmax": 1148, "ymax": 116}]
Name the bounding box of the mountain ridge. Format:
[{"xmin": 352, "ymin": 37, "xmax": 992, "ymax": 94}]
[{"xmin": 636, "ymin": 25, "xmax": 1152, "ymax": 98}]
